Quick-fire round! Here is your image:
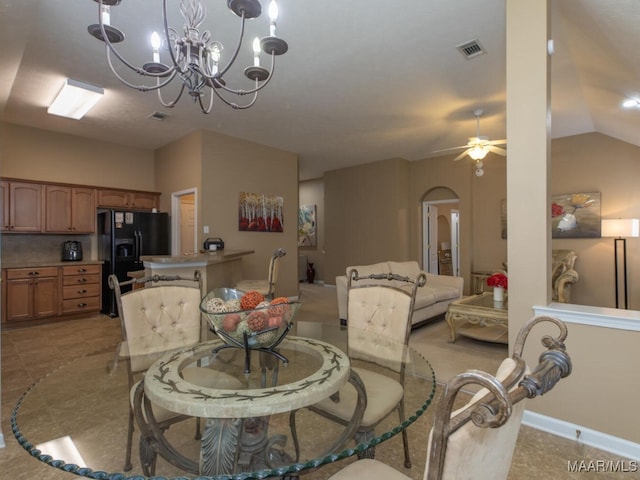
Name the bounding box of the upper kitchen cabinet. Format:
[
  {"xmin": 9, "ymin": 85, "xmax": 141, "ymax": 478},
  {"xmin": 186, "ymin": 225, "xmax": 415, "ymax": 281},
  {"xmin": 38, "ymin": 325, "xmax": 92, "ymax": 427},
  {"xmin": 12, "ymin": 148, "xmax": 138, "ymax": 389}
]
[
  {"xmin": 45, "ymin": 185, "xmax": 96, "ymax": 233},
  {"xmin": 1, "ymin": 180, "xmax": 42, "ymax": 232},
  {"xmin": 97, "ymin": 189, "xmax": 159, "ymax": 211}
]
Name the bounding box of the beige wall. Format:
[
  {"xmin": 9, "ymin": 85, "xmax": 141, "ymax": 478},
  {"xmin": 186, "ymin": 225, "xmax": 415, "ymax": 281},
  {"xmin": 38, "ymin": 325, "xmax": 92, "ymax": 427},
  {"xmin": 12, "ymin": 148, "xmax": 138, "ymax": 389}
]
[
  {"xmin": 324, "ymin": 157, "xmax": 411, "ymax": 282},
  {"xmin": 0, "ymin": 122, "xmax": 155, "ymax": 190}
]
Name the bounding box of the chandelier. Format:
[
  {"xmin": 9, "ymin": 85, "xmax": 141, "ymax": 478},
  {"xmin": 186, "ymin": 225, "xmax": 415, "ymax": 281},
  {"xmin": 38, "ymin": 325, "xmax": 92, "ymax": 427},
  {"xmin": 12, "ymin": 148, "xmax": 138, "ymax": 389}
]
[{"xmin": 88, "ymin": 0, "xmax": 288, "ymax": 113}]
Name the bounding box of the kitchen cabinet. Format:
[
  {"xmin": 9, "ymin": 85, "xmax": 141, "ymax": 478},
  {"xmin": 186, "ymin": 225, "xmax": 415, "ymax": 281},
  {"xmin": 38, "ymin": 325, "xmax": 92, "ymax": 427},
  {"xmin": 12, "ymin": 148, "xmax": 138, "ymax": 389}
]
[
  {"xmin": 45, "ymin": 185, "xmax": 96, "ymax": 233},
  {"xmin": 4, "ymin": 267, "xmax": 58, "ymax": 322},
  {"xmin": 1, "ymin": 181, "xmax": 42, "ymax": 232},
  {"xmin": 61, "ymin": 264, "xmax": 101, "ymax": 315},
  {"xmin": 97, "ymin": 189, "xmax": 159, "ymax": 210}
]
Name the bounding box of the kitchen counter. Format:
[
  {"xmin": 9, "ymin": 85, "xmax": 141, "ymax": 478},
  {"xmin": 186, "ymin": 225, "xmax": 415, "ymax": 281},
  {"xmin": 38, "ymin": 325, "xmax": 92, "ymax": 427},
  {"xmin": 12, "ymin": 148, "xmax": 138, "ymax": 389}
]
[
  {"xmin": 140, "ymin": 249, "xmax": 254, "ymax": 268},
  {"xmin": 1, "ymin": 260, "xmax": 104, "ymax": 269},
  {"xmin": 140, "ymin": 249, "xmax": 255, "ymax": 294}
]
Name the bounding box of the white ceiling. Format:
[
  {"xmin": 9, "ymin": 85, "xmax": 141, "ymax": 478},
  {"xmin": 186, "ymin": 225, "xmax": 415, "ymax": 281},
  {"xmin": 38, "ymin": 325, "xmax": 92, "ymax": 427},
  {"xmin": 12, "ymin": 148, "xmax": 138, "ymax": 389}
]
[{"xmin": 1, "ymin": 0, "xmax": 639, "ymax": 180}]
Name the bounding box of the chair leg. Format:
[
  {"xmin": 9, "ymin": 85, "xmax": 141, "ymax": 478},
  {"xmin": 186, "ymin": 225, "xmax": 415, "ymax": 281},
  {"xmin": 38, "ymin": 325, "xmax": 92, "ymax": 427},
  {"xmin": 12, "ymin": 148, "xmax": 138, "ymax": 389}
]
[
  {"xmin": 195, "ymin": 417, "xmax": 202, "ymax": 440},
  {"xmin": 398, "ymin": 403, "xmax": 411, "ymax": 468},
  {"xmin": 124, "ymin": 406, "xmax": 134, "ymax": 471}
]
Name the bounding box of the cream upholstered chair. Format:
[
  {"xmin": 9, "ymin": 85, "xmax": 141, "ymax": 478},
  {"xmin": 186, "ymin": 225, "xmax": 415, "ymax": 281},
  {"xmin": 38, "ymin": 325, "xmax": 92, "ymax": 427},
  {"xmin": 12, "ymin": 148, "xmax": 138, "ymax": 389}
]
[
  {"xmin": 109, "ymin": 272, "xmax": 210, "ymax": 472},
  {"xmin": 235, "ymin": 247, "xmax": 286, "ymax": 299},
  {"xmin": 306, "ymin": 268, "xmax": 427, "ymax": 468},
  {"xmin": 327, "ymin": 315, "xmax": 572, "ymax": 480}
]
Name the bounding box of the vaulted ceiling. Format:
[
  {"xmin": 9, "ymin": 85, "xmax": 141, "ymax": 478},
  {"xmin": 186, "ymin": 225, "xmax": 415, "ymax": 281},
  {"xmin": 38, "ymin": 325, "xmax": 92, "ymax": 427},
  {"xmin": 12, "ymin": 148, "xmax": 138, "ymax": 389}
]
[{"xmin": 1, "ymin": 0, "xmax": 639, "ymax": 180}]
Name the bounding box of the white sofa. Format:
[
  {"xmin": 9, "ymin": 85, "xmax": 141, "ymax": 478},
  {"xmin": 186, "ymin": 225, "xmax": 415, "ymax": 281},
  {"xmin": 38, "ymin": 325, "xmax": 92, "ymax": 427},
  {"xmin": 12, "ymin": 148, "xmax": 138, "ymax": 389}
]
[{"xmin": 336, "ymin": 261, "xmax": 464, "ymax": 328}]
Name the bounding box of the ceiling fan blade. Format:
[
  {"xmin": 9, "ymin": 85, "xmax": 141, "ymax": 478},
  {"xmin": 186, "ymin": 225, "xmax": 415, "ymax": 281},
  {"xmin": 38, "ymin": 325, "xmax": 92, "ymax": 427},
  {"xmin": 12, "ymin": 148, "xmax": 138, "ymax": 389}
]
[
  {"xmin": 487, "ymin": 145, "xmax": 507, "ymax": 156},
  {"xmin": 431, "ymin": 145, "xmax": 469, "ymax": 154},
  {"xmin": 487, "ymin": 139, "xmax": 508, "ymax": 146},
  {"xmin": 453, "ymin": 149, "xmax": 471, "ymax": 162}
]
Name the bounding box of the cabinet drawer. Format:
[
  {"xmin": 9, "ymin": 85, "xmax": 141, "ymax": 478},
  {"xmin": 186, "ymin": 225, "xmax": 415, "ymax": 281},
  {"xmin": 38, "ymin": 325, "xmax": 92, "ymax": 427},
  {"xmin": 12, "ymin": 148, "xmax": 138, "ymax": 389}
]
[
  {"xmin": 62, "ymin": 283, "xmax": 101, "ymax": 300},
  {"xmin": 62, "ymin": 264, "xmax": 101, "ymax": 276},
  {"xmin": 6, "ymin": 267, "xmax": 58, "ymax": 280},
  {"xmin": 62, "ymin": 273, "xmax": 100, "ymax": 286},
  {"xmin": 61, "ymin": 296, "xmax": 100, "ymax": 314}
]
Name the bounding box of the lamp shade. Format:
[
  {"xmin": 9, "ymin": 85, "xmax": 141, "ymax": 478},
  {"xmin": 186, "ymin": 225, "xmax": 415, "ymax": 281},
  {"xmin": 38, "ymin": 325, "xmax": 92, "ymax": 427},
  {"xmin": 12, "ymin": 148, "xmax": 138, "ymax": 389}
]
[{"xmin": 601, "ymin": 218, "xmax": 640, "ymax": 238}]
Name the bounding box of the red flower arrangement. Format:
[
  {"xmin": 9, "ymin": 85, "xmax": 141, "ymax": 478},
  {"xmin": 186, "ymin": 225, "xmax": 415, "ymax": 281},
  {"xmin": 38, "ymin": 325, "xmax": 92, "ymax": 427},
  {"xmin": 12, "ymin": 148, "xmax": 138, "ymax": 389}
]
[{"xmin": 487, "ymin": 272, "xmax": 508, "ymax": 290}]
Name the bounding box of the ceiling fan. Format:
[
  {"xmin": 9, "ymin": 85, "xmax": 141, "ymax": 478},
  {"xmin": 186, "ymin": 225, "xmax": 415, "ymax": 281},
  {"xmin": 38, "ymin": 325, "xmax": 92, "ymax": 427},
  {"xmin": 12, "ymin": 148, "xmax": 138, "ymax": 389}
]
[{"xmin": 432, "ymin": 109, "xmax": 507, "ymax": 174}]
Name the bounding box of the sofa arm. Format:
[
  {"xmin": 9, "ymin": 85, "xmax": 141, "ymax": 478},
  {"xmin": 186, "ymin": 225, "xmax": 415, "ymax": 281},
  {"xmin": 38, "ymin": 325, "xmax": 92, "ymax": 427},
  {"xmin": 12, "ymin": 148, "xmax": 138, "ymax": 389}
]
[
  {"xmin": 425, "ymin": 273, "xmax": 464, "ymax": 297},
  {"xmin": 336, "ymin": 275, "xmax": 348, "ymax": 320}
]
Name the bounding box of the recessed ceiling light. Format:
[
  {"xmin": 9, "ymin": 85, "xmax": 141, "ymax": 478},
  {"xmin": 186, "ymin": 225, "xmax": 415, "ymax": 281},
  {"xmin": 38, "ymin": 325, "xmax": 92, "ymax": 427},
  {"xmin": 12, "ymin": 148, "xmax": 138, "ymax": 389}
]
[{"xmin": 48, "ymin": 79, "xmax": 103, "ymax": 119}]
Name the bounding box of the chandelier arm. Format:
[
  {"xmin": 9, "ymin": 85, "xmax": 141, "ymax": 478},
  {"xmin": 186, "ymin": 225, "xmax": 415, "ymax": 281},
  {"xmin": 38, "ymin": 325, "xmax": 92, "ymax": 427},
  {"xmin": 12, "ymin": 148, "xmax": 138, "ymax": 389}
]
[
  {"xmin": 217, "ymin": 10, "xmax": 248, "ymax": 78},
  {"xmin": 106, "ymin": 47, "xmax": 178, "ymax": 91},
  {"xmin": 211, "ymin": 80, "xmax": 260, "ymax": 110},
  {"xmin": 97, "ymin": 0, "xmax": 177, "ymax": 80},
  {"xmin": 217, "ymin": 53, "xmax": 277, "ymax": 97},
  {"xmin": 196, "ymin": 87, "xmax": 216, "ymax": 114},
  {"xmin": 161, "ymin": 0, "xmax": 186, "ymax": 74},
  {"xmin": 156, "ymin": 78, "xmax": 188, "ymax": 108}
]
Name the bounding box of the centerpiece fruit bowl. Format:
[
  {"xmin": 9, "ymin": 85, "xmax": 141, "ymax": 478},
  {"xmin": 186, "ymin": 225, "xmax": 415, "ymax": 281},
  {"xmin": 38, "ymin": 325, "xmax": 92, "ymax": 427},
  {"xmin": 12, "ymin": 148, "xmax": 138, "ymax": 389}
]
[{"xmin": 199, "ymin": 288, "xmax": 300, "ymax": 351}]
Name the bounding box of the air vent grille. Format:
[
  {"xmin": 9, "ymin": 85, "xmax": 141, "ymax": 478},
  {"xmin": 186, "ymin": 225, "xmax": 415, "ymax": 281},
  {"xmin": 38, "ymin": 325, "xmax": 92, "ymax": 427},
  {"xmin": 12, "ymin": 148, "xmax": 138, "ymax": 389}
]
[
  {"xmin": 456, "ymin": 40, "xmax": 486, "ymax": 59},
  {"xmin": 148, "ymin": 111, "xmax": 169, "ymax": 121}
]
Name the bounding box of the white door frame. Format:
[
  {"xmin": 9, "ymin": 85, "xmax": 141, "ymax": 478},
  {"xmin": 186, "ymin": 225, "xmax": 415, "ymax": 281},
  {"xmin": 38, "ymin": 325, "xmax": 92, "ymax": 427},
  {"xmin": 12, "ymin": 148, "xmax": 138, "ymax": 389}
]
[
  {"xmin": 422, "ymin": 199, "xmax": 460, "ymax": 275},
  {"xmin": 171, "ymin": 188, "xmax": 198, "ymax": 256}
]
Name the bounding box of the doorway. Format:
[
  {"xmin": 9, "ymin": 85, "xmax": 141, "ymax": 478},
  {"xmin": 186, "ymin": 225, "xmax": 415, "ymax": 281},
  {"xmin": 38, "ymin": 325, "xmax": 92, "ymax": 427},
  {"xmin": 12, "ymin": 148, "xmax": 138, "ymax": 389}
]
[
  {"xmin": 171, "ymin": 188, "xmax": 198, "ymax": 256},
  {"xmin": 421, "ymin": 187, "xmax": 460, "ymax": 276}
]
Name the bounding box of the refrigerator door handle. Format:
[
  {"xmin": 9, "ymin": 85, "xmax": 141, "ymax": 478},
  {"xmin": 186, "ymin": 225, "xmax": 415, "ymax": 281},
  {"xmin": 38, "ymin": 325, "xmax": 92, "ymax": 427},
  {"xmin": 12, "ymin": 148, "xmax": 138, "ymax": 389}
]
[
  {"xmin": 137, "ymin": 229, "xmax": 143, "ymax": 262},
  {"xmin": 134, "ymin": 230, "xmax": 140, "ymax": 264}
]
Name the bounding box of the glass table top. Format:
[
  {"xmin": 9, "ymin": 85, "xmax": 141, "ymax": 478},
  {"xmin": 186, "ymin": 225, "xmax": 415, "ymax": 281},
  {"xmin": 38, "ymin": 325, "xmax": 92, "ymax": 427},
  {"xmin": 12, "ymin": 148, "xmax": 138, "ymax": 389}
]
[{"xmin": 12, "ymin": 321, "xmax": 436, "ymax": 480}]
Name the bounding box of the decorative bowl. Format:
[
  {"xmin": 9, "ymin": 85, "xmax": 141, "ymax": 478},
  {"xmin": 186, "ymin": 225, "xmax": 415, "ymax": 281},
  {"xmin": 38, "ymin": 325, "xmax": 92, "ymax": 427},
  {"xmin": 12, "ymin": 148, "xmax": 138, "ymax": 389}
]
[{"xmin": 199, "ymin": 288, "xmax": 300, "ymax": 350}]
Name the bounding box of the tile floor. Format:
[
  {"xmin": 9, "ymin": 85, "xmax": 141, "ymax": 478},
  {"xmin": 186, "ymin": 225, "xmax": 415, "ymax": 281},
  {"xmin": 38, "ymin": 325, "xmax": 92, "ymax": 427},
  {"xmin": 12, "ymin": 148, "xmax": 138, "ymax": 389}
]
[{"xmin": 1, "ymin": 286, "xmax": 637, "ymax": 479}]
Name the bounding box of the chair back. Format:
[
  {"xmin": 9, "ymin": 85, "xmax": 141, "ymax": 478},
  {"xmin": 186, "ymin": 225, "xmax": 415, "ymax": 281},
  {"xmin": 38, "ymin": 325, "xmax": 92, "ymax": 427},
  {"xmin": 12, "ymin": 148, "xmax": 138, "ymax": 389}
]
[
  {"xmin": 425, "ymin": 315, "xmax": 572, "ymax": 480},
  {"xmin": 346, "ymin": 269, "xmax": 426, "ymax": 370},
  {"xmin": 266, "ymin": 247, "xmax": 287, "ymax": 298},
  {"xmin": 109, "ymin": 272, "xmax": 204, "ymax": 374}
]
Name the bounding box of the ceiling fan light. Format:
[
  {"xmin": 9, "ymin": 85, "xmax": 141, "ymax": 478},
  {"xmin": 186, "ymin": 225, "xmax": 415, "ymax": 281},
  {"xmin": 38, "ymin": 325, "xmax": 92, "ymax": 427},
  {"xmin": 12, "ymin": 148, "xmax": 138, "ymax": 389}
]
[{"xmin": 468, "ymin": 145, "xmax": 488, "ymax": 160}]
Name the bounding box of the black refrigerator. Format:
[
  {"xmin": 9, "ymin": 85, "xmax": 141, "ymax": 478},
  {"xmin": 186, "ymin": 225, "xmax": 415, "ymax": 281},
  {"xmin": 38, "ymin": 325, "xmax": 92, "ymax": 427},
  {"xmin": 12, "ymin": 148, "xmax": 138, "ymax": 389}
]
[{"xmin": 98, "ymin": 210, "xmax": 170, "ymax": 316}]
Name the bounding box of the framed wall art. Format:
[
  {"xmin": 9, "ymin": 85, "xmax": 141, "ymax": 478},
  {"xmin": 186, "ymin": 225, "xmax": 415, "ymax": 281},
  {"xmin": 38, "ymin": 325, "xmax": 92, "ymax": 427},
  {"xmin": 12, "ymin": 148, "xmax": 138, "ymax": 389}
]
[
  {"xmin": 500, "ymin": 192, "xmax": 601, "ymax": 239},
  {"xmin": 298, "ymin": 204, "xmax": 317, "ymax": 246},
  {"xmin": 238, "ymin": 192, "xmax": 284, "ymax": 232}
]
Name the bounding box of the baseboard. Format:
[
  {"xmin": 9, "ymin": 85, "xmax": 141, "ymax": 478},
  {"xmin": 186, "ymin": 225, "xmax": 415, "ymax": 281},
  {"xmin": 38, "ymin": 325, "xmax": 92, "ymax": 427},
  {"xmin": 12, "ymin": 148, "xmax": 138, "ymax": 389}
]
[{"xmin": 522, "ymin": 410, "xmax": 640, "ymax": 460}]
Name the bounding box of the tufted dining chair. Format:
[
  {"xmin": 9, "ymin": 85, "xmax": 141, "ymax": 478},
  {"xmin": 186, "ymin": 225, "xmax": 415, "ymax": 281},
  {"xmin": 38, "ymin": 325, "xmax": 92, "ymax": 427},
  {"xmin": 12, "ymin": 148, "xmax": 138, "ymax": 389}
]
[
  {"xmin": 304, "ymin": 268, "xmax": 427, "ymax": 468},
  {"xmin": 109, "ymin": 272, "xmax": 207, "ymax": 472},
  {"xmin": 327, "ymin": 315, "xmax": 572, "ymax": 480},
  {"xmin": 234, "ymin": 247, "xmax": 286, "ymax": 299}
]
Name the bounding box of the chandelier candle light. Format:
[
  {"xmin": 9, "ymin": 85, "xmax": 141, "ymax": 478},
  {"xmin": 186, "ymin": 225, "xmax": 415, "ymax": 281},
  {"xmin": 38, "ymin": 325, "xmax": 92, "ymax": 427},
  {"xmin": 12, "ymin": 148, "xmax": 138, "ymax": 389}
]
[
  {"xmin": 88, "ymin": 0, "xmax": 288, "ymax": 113},
  {"xmin": 487, "ymin": 272, "xmax": 508, "ymax": 302}
]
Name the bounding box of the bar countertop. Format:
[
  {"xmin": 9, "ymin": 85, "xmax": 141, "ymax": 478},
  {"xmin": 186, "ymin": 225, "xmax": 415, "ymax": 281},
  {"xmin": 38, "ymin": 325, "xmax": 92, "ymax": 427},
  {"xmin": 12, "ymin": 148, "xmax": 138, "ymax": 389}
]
[{"xmin": 140, "ymin": 249, "xmax": 254, "ymax": 268}]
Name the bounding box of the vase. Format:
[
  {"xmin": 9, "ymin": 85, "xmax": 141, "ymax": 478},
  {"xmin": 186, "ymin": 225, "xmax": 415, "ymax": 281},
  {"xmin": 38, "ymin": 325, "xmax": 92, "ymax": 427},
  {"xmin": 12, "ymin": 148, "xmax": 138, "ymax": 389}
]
[
  {"xmin": 493, "ymin": 286, "xmax": 505, "ymax": 302},
  {"xmin": 306, "ymin": 262, "xmax": 316, "ymax": 284}
]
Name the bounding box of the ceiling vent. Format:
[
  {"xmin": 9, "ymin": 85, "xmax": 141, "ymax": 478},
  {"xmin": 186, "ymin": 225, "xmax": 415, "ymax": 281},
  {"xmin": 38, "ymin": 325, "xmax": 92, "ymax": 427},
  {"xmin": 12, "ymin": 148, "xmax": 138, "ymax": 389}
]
[
  {"xmin": 148, "ymin": 111, "xmax": 169, "ymax": 121},
  {"xmin": 456, "ymin": 39, "xmax": 486, "ymax": 59}
]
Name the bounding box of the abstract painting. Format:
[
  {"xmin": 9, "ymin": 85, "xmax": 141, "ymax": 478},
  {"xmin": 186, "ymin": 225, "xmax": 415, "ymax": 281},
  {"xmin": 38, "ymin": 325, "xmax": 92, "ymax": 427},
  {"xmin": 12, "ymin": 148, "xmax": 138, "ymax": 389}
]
[{"xmin": 298, "ymin": 204, "xmax": 317, "ymax": 246}]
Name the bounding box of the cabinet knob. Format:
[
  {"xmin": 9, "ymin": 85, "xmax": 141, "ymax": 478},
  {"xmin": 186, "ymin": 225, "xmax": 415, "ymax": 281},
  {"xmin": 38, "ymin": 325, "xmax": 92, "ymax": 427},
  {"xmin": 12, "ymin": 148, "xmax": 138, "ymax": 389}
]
[
  {"xmin": 29, "ymin": 271, "xmax": 40, "ymax": 276},
  {"xmin": 78, "ymin": 268, "xmax": 87, "ymax": 273},
  {"xmin": 78, "ymin": 303, "xmax": 87, "ymax": 308},
  {"xmin": 78, "ymin": 289, "xmax": 87, "ymax": 294},
  {"xmin": 77, "ymin": 278, "xmax": 87, "ymax": 283}
]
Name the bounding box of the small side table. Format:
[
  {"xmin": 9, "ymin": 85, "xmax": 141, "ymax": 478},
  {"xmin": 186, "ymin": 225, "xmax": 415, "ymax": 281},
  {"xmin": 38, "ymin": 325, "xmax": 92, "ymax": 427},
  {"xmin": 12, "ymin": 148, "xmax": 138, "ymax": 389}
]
[{"xmin": 445, "ymin": 292, "xmax": 508, "ymax": 344}]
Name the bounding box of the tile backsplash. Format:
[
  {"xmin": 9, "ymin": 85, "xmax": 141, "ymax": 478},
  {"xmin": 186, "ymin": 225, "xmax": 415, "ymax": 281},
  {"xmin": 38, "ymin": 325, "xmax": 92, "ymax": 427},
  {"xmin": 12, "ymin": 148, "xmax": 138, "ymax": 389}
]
[{"xmin": 1, "ymin": 234, "xmax": 92, "ymax": 264}]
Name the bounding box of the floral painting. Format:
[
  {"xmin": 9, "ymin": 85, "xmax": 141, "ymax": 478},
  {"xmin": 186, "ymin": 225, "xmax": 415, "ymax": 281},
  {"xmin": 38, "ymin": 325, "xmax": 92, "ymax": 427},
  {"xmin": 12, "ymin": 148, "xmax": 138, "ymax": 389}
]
[
  {"xmin": 238, "ymin": 192, "xmax": 284, "ymax": 232},
  {"xmin": 500, "ymin": 192, "xmax": 601, "ymax": 239},
  {"xmin": 298, "ymin": 204, "xmax": 317, "ymax": 246}
]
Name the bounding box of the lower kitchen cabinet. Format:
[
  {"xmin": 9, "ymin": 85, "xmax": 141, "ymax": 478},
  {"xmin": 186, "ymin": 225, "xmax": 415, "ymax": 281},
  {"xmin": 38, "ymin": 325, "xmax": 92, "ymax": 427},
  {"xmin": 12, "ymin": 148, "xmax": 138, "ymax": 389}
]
[
  {"xmin": 4, "ymin": 267, "xmax": 59, "ymax": 322},
  {"xmin": 2, "ymin": 263, "xmax": 102, "ymax": 327}
]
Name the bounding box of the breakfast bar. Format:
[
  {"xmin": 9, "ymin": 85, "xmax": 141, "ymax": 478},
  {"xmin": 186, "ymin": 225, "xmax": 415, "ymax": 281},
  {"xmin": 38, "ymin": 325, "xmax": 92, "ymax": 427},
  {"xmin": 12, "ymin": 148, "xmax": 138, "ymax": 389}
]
[{"xmin": 140, "ymin": 249, "xmax": 254, "ymax": 294}]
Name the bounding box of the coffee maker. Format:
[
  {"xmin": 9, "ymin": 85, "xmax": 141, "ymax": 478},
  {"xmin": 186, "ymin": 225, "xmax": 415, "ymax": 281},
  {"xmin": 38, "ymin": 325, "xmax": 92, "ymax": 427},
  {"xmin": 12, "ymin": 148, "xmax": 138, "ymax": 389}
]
[{"xmin": 62, "ymin": 241, "xmax": 83, "ymax": 261}]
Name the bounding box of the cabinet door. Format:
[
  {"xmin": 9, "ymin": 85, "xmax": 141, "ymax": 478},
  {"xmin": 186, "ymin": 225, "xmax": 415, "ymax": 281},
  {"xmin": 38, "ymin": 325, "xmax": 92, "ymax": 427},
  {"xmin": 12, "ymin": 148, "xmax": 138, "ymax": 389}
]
[
  {"xmin": 130, "ymin": 192, "xmax": 158, "ymax": 210},
  {"xmin": 9, "ymin": 182, "xmax": 42, "ymax": 232},
  {"xmin": 33, "ymin": 276, "xmax": 58, "ymax": 318},
  {"xmin": 5, "ymin": 278, "xmax": 33, "ymax": 321},
  {"xmin": 71, "ymin": 188, "xmax": 96, "ymax": 233},
  {"xmin": 45, "ymin": 185, "xmax": 72, "ymax": 232},
  {"xmin": 0, "ymin": 181, "xmax": 8, "ymax": 231},
  {"xmin": 97, "ymin": 189, "xmax": 129, "ymax": 208}
]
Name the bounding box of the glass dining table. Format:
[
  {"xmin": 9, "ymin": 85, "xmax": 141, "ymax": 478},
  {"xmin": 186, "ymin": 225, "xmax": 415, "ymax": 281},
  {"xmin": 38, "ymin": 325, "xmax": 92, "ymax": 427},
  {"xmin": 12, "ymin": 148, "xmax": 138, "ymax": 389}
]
[{"xmin": 11, "ymin": 321, "xmax": 436, "ymax": 480}]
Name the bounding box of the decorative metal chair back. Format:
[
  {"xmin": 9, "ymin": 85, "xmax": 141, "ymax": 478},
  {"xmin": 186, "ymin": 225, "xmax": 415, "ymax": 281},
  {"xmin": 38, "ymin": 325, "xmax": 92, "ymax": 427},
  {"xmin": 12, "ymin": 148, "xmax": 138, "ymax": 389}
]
[
  {"xmin": 266, "ymin": 247, "xmax": 287, "ymax": 298},
  {"xmin": 108, "ymin": 272, "xmax": 203, "ymax": 472},
  {"xmin": 426, "ymin": 315, "xmax": 572, "ymax": 479}
]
